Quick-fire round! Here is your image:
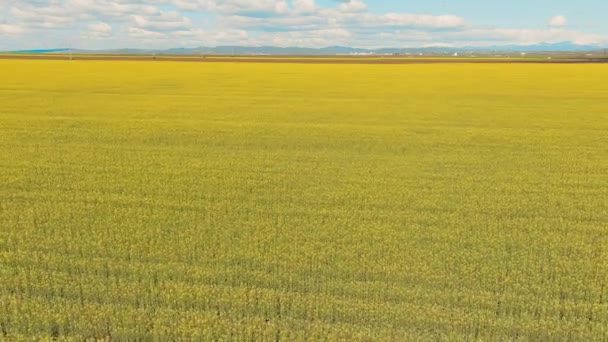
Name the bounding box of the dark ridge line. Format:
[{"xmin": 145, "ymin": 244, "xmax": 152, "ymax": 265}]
[{"xmin": 0, "ymin": 54, "xmax": 607, "ymax": 64}]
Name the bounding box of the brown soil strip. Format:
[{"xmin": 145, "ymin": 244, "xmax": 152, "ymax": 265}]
[{"xmin": 0, "ymin": 54, "xmax": 606, "ymax": 64}]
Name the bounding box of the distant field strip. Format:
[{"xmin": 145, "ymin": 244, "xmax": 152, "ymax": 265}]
[
  {"xmin": 1, "ymin": 54, "xmax": 607, "ymax": 64},
  {"xmin": 0, "ymin": 60, "xmax": 607, "ymax": 340}
]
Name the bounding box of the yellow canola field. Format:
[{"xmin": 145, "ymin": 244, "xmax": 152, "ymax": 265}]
[{"xmin": 0, "ymin": 60, "xmax": 607, "ymax": 340}]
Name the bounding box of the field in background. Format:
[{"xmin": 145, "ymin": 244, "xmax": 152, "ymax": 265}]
[
  {"xmin": 1, "ymin": 53, "xmax": 608, "ymax": 64},
  {"xmin": 0, "ymin": 60, "xmax": 607, "ymax": 340}
]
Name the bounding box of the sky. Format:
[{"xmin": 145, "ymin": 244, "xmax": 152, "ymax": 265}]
[{"xmin": 1, "ymin": 0, "xmax": 608, "ymax": 50}]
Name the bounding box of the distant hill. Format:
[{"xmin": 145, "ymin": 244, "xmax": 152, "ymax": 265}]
[
  {"xmin": 7, "ymin": 42, "xmax": 606, "ymax": 55},
  {"xmin": 8, "ymin": 49, "xmax": 72, "ymax": 54}
]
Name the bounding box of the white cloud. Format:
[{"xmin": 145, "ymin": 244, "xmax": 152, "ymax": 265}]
[
  {"xmin": 0, "ymin": 1, "xmax": 606, "ymax": 49},
  {"xmin": 293, "ymin": 0, "xmax": 316, "ymax": 14},
  {"xmin": 372, "ymin": 28, "xmax": 608, "ymax": 48},
  {"xmin": 10, "ymin": 6, "xmax": 75, "ymax": 28},
  {"xmin": 127, "ymin": 27, "xmax": 165, "ymax": 39},
  {"xmin": 339, "ymin": 0, "xmax": 367, "ymax": 13},
  {"xmin": 254, "ymin": 28, "xmax": 352, "ymax": 47},
  {"xmin": 359, "ymin": 13, "xmax": 465, "ymax": 28},
  {"xmin": 131, "ymin": 11, "xmax": 192, "ymax": 31},
  {"xmin": 0, "ymin": 23, "xmax": 23, "ymax": 35},
  {"xmin": 85, "ymin": 22, "xmax": 112, "ymax": 38},
  {"xmin": 173, "ymin": 0, "xmax": 290, "ymax": 16},
  {"xmin": 225, "ymin": 10, "xmax": 465, "ymax": 33},
  {"xmin": 549, "ymin": 15, "xmax": 567, "ymax": 27}
]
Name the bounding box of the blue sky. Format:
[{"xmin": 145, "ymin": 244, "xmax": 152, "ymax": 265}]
[{"xmin": 1, "ymin": 0, "xmax": 607, "ymax": 50}]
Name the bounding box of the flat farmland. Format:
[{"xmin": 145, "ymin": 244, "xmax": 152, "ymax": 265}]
[
  {"xmin": 1, "ymin": 54, "xmax": 607, "ymax": 64},
  {"xmin": 0, "ymin": 60, "xmax": 607, "ymax": 340}
]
